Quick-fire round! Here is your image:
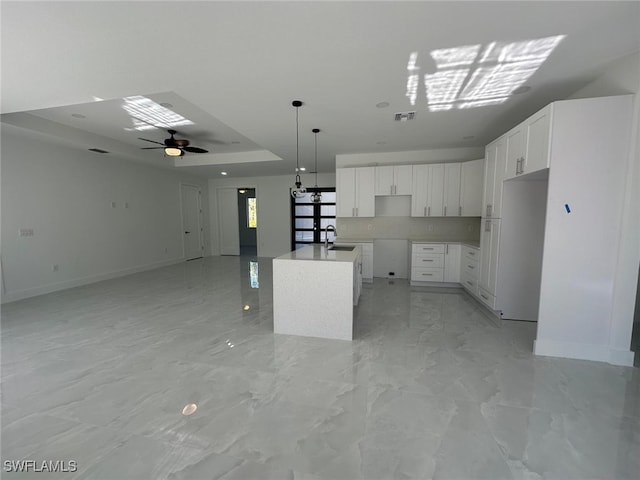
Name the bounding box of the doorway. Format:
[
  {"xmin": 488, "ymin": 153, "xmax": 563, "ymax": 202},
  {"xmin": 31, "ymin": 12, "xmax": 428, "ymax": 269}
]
[
  {"xmin": 180, "ymin": 184, "xmax": 204, "ymax": 261},
  {"xmin": 237, "ymin": 188, "xmax": 257, "ymax": 256},
  {"xmin": 290, "ymin": 187, "xmax": 336, "ymax": 250}
]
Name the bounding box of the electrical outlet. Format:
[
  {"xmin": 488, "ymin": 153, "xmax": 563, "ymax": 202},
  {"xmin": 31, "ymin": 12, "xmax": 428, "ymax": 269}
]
[
  {"xmin": 367, "ymin": 224, "xmax": 373, "ymax": 231},
  {"xmin": 52, "ymin": 264, "xmax": 59, "ymax": 272},
  {"xmin": 468, "ymin": 225, "xmax": 474, "ymax": 232},
  {"xmin": 111, "ymin": 201, "xmax": 116, "ymax": 208},
  {"xmin": 19, "ymin": 228, "xmax": 34, "ymax": 237},
  {"xmin": 124, "ymin": 202, "xmax": 129, "ymax": 209},
  {"xmin": 427, "ymin": 224, "xmax": 434, "ymax": 232}
]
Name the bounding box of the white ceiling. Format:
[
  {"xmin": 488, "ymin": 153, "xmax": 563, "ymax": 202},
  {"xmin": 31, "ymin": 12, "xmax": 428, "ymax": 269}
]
[{"xmin": 2, "ymin": 1, "xmax": 639, "ymax": 178}]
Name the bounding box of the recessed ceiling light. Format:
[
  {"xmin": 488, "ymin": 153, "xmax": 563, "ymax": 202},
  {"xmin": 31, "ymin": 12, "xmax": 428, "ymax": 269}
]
[
  {"xmin": 463, "ymin": 135, "xmax": 475, "ymax": 140},
  {"xmin": 71, "ymin": 113, "xmax": 86, "ymax": 119},
  {"xmin": 376, "ymin": 101, "xmax": 390, "ymax": 108},
  {"xmin": 231, "ymin": 141, "xmax": 241, "ymax": 145},
  {"xmin": 376, "ymin": 141, "xmax": 387, "ymax": 145},
  {"xmin": 181, "ymin": 403, "xmax": 197, "ymax": 416},
  {"xmin": 299, "ymin": 167, "xmax": 306, "ymax": 172},
  {"xmin": 221, "ymin": 172, "xmax": 228, "ymax": 176}
]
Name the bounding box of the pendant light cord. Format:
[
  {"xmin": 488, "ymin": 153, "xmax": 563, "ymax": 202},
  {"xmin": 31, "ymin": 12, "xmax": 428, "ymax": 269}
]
[{"xmin": 295, "ymin": 105, "xmax": 300, "ymax": 181}]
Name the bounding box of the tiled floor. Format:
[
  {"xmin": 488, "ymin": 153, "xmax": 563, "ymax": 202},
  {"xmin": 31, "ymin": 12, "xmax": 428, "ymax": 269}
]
[{"xmin": 1, "ymin": 255, "xmax": 639, "ymax": 479}]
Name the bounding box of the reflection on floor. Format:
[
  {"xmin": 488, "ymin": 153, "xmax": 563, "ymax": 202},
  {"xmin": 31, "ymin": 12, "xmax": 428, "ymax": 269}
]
[{"xmin": 2, "ymin": 255, "xmax": 639, "ymax": 479}]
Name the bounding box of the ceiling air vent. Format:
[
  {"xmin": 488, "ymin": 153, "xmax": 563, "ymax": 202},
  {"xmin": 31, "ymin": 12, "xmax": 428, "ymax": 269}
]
[
  {"xmin": 394, "ymin": 111, "xmax": 416, "ymax": 122},
  {"xmin": 88, "ymin": 148, "xmax": 109, "ymax": 154}
]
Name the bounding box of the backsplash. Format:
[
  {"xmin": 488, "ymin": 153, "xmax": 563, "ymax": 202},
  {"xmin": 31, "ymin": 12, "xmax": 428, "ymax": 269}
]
[{"xmin": 336, "ymin": 216, "xmax": 481, "ymax": 242}]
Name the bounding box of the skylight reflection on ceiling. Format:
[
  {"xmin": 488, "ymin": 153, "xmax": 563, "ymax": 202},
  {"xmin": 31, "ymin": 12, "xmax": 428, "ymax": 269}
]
[
  {"xmin": 406, "ymin": 35, "xmax": 565, "ymax": 111},
  {"xmin": 122, "ymin": 96, "xmax": 194, "ymax": 131}
]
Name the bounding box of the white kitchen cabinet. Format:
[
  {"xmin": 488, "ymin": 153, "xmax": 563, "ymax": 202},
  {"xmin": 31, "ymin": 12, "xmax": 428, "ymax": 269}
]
[
  {"xmin": 410, "ymin": 243, "xmax": 460, "ymax": 284},
  {"xmin": 443, "ymin": 164, "xmax": 461, "ymax": 217},
  {"xmin": 411, "ymin": 165, "xmax": 428, "ymax": 217},
  {"xmin": 336, "ymin": 167, "xmax": 375, "ymax": 217},
  {"xmin": 460, "ymin": 245, "xmax": 480, "ymax": 295},
  {"xmin": 505, "ymin": 123, "xmax": 526, "ymax": 180},
  {"xmin": 460, "ymin": 159, "xmax": 484, "ymax": 217},
  {"xmin": 523, "ymin": 105, "xmax": 552, "ymax": 174},
  {"xmin": 375, "ymin": 165, "xmax": 412, "ymax": 196},
  {"xmin": 482, "ymin": 138, "xmax": 506, "ymax": 218},
  {"xmin": 334, "ymin": 241, "xmax": 373, "ymax": 283},
  {"xmin": 478, "ymin": 218, "xmax": 501, "ymax": 307},
  {"xmin": 444, "ymin": 244, "xmax": 461, "ymax": 283},
  {"xmin": 412, "ymin": 164, "xmax": 444, "ymax": 217}
]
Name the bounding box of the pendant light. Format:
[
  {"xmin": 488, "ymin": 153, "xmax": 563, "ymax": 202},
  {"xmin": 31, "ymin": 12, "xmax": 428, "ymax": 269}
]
[
  {"xmin": 310, "ymin": 128, "xmax": 322, "ymax": 203},
  {"xmin": 290, "ymin": 100, "xmax": 307, "ymax": 199}
]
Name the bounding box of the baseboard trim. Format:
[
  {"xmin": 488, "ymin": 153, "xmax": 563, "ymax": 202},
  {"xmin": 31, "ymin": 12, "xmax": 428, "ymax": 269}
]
[
  {"xmin": 534, "ymin": 339, "xmax": 635, "ymax": 367},
  {"xmin": 1, "ymin": 257, "xmax": 185, "ymax": 304}
]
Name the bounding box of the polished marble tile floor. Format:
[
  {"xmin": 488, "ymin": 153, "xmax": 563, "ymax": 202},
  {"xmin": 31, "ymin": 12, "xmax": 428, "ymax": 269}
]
[{"xmin": 2, "ymin": 255, "xmax": 639, "ymax": 479}]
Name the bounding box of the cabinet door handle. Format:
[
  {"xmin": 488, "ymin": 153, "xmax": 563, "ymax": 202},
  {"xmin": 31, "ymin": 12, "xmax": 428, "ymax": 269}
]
[
  {"xmin": 428, "ymin": 206, "xmax": 431, "ymax": 216},
  {"xmin": 485, "ymin": 220, "xmax": 491, "ymax": 232},
  {"xmin": 422, "ymin": 259, "xmax": 433, "ymax": 262},
  {"xmin": 390, "ymin": 185, "xmax": 393, "ymax": 195},
  {"xmin": 422, "ymin": 273, "xmax": 433, "ymax": 277},
  {"xmin": 469, "ymin": 251, "xmax": 475, "ymax": 256},
  {"xmin": 424, "ymin": 206, "xmax": 427, "ymax": 216},
  {"xmin": 480, "ymin": 293, "xmax": 489, "ymax": 300},
  {"xmin": 444, "ymin": 206, "xmax": 447, "ymax": 216},
  {"xmin": 468, "ymin": 265, "xmax": 475, "ymax": 269},
  {"xmin": 487, "ymin": 205, "xmax": 492, "ymax": 217},
  {"xmin": 356, "ymin": 207, "xmax": 359, "ymax": 216},
  {"xmin": 352, "ymin": 207, "xmax": 355, "ymax": 216},
  {"xmin": 466, "ymin": 281, "xmax": 473, "ymax": 286},
  {"xmin": 446, "ymin": 244, "xmax": 449, "ymax": 254},
  {"xmin": 459, "ymin": 206, "xmax": 462, "ymax": 216}
]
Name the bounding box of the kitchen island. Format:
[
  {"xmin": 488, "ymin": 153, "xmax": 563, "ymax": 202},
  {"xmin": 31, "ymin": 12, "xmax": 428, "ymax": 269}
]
[{"xmin": 272, "ymin": 244, "xmax": 362, "ymax": 341}]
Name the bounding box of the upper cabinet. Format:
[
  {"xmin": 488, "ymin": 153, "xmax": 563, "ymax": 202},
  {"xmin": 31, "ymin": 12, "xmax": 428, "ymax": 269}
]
[
  {"xmin": 375, "ymin": 165, "xmax": 412, "ymax": 196},
  {"xmin": 411, "ymin": 164, "xmax": 444, "ymax": 217},
  {"xmin": 460, "ymin": 159, "xmax": 484, "ymax": 217},
  {"xmin": 504, "ymin": 104, "xmax": 553, "ymax": 180},
  {"xmin": 443, "ymin": 164, "xmax": 461, "ymax": 217},
  {"xmin": 523, "ymin": 105, "xmax": 552, "ymax": 174},
  {"xmin": 336, "ymin": 167, "xmax": 375, "ymax": 217},
  {"xmin": 505, "ymin": 124, "xmax": 526, "ymax": 180},
  {"xmin": 483, "ymin": 139, "xmax": 506, "ymax": 218}
]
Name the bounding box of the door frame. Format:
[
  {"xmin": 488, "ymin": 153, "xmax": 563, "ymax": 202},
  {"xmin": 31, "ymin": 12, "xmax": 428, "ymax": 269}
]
[
  {"xmin": 216, "ymin": 185, "xmax": 260, "ymax": 256},
  {"xmin": 180, "ymin": 183, "xmax": 204, "ymax": 260}
]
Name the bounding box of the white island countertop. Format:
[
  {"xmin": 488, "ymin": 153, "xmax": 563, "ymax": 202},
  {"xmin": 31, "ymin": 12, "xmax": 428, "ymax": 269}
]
[
  {"xmin": 273, "ymin": 244, "xmax": 361, "ymax": 341},
  {"xmin": 275, "ymin": 244, "xmax": 361, "ymax": 262}
]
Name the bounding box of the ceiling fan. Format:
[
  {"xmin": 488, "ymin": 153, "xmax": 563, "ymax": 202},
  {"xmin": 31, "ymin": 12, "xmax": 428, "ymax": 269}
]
[{"xmin": 139, "ymin": 129, "xmax": 209, "ymax": 156}]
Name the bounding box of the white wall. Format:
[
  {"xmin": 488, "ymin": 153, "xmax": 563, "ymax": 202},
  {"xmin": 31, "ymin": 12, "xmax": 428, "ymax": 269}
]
[
  {"xmin": 208, "ymin": 173, "xmax": 336, "ymax": 258},
  {"xmin": 540, "ymin": 51, "xmax": 639, "ymax": 365},
  {"xmin": 1, "ymin": 125, "xmax": 209, "ymax": 303},
  {"xmin": 336, "ymin": 147, "xmax": 484, "ymax": 168}
]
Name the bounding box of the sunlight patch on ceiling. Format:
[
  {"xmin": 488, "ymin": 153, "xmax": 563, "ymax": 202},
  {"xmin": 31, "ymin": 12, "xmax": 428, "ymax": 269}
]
[
  {"xmin": 405, "ymin": 35, "xmax": 565, "ymax": 111},
  {"xmin": 121, "ymin": 95, "xmax": 194, "ymax": 131}
]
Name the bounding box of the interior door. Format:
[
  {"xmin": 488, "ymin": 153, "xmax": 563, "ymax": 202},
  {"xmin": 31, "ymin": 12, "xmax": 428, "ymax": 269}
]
[
  {"xmin": 181, "ymin": 184, "xmax": 203, "ymax": 260},
  {"xmin": 218, "ymin": 188, "xmax": 240, "ymax": 255}
]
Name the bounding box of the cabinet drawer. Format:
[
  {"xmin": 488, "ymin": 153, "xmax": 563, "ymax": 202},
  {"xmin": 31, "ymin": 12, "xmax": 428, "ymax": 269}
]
[
  {"xmin": 477, "ymin": 287, "xmax": 496, "ymax": 309},
  {"xmin": 461, "ymin": 258, "xmax": 479, "ymax": 276},
  {"xmin": 461, "ymin": 270, "xmax": 477, "ymax": 294},
  {"xmin": 411, "ymin": 267, "xmax": 445, "ymax": 282},
  {"xmin": 412, "ymin": 243, "xmax": 445, "ymax": 254},
  {"xmin": 462, "ymin": 246, "xmax": 479, "ymax": 262},
  {"xmin": 412, "ymin": 253, "xmax": 444, "ymax": 268}
]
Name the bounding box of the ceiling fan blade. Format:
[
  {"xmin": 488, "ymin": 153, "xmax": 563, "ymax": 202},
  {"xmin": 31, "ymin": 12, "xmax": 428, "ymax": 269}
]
[
  {"xmin": 184, "ymin": 146, "xmax": 209, "ymax": 154},
  {"xmin": 138, "ymin": 137, "xmax": 164, "ymax": 146},
  {"xmin": 141, "ymin": 146, "xmax": 165, "ymax": 150}
]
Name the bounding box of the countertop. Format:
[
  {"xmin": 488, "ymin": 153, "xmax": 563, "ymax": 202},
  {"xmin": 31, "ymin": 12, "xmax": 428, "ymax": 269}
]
[
  {"xmin": 274, "ymin": 244, "xmax": 360, "ymax": 263},
  {"xmin": 335, "ymin": 237, "xmax": 480, "ymax": 249}
]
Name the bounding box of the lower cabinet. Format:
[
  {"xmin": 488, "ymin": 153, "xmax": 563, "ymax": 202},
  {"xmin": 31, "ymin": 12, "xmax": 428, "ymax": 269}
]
[
  {"xmin": 410, "ymin": 243, "xmax": 460, "ymax": 284},
  {"xmin": 460, "ymin": 245, "xmax": 480, "ymax": 295}
]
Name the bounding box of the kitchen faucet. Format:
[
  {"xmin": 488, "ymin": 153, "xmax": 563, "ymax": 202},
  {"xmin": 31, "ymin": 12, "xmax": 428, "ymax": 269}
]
[{"xmin": 324, "ymin": 224, "xmax": 336, "ymax": 250}]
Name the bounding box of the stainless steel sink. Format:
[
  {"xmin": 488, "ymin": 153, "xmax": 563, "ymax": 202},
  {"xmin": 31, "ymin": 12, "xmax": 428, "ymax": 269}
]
[{"xmin": 328, "ymin": 246, "xmax": 355, "ymax": 251}]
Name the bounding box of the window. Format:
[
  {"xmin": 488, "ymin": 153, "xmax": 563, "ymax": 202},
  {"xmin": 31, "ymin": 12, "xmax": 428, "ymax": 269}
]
[
  {"xmin": 290, "ymin": 188, "xmax": 336, "ymax": 250},
  {"xmin": 247, "ymin": 197, "xmax": 257, "ymax": 228}
]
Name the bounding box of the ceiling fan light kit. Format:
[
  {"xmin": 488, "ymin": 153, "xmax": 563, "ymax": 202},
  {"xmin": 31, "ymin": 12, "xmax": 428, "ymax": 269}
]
[{"xmin": 139, "ymin": 128, "xmax": 209, "ymax": 157}]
